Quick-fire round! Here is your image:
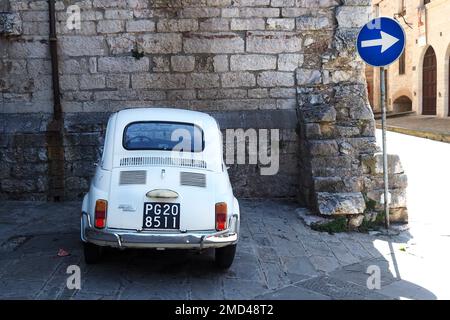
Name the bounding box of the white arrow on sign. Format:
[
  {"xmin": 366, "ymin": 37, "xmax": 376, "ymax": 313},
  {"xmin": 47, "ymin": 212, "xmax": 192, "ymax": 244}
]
[{"xmin": 361, "ymin": 31, "xmax": 400, "ymax": 53}]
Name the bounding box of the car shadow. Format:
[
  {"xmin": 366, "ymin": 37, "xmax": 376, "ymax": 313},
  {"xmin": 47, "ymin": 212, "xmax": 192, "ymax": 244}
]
[{"xmin": 101, "ymin": 246, "xmax": 223, "ymax": 275}]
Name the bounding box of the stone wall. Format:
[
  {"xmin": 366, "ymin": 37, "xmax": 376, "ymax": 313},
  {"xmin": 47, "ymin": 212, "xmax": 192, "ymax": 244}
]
[
  {"xmin": 1, "ymin": 0, "xmax": 302, "ymax": 201},
  {"xmin": 295, "ymin": 0, "xmax": 408, "ymax": 223},
  {"xmin": 0, "ymin": 0, "xmax": 408, "ymax": 223}
]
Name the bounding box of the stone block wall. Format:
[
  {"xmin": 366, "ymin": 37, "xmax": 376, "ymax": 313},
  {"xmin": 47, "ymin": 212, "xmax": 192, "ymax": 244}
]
[
  {"xmin": 295, "ymin": 0, "xmax": 408, "ymax": 223},
  {"xmin": 0, "ymin": 0, "xmax": 408, "ymax": 222},
  {"xmin": 1, "ymin": 0, "xmax": 303, "ymax": 200}
]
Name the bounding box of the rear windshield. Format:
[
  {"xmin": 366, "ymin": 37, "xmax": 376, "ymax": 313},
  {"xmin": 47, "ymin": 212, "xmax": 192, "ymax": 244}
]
[{"xmin": 123, "ymin": 121, "xmax": 204, "ymax": 152}]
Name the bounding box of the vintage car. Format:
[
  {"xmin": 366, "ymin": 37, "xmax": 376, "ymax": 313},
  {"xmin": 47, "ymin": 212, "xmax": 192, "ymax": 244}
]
[{"xmin": 81, "ymin": 108, "xmax": 240, "ymax": 268}]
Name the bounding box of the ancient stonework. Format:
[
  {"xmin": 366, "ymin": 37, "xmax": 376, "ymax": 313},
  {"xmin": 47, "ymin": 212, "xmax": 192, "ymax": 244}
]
[
  {"xmin": 0, "ymin": 0, "xmax": 407, "ymax": 223},
  {"xmin": 295, "ymin": 0, "xmax": 408, "ymax": 224}
]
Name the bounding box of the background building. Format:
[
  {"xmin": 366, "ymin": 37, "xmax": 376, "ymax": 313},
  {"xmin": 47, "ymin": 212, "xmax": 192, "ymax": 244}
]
[{"xmin": 366, "ymin": 0, "xmax": 450, "ymax": 117}]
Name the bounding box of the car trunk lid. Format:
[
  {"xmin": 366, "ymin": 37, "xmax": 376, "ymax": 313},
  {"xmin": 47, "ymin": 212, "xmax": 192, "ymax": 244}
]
[{"xmin": 106, "ymin": 167, "xmax": 215, "ymax": 231}]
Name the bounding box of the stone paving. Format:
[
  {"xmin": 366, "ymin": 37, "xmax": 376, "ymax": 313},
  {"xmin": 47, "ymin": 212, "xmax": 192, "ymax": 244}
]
[{"xmin": 0, "ymin": 199, "xmax": 434, "ymax": 300}]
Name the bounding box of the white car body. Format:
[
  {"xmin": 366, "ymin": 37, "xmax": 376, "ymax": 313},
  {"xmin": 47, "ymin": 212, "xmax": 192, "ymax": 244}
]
[{"xmin": 81, "ymin": 108, "xmax": 240, "ymax": 266}]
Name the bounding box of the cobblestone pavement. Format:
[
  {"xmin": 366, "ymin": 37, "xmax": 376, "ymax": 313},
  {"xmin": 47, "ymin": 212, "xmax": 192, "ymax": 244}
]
[{"xmin": 0, "ymin": 198, "xmax": 442, "ymax": 300}]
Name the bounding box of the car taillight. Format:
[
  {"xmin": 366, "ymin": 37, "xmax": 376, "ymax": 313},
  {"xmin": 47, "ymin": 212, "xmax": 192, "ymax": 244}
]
[
  {"xmin": 94, "ymin": 199, "xmax": 107, "ymax": 229},
  {"xmin": 215, "ymin": 202, "xmax": 227, "ymax": 231}
]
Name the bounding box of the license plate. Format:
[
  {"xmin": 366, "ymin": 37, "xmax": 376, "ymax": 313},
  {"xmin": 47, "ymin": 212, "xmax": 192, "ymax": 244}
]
[{"xmin": 143, "ymin": 202, "xmax": 180, "ymax": 230}]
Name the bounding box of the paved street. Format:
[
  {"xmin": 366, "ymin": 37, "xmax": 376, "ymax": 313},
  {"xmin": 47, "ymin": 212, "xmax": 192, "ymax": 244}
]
[
  {"xmin": 0, "ymin": 130, "xmax": 449, "ymax": 300},
  {"xmin": 376, "ymin": 115, "xmax": 450, "ymax": 143},
  {"xmin": 0, "ymin": 200, "xmax": 393, "ymax": 300}
]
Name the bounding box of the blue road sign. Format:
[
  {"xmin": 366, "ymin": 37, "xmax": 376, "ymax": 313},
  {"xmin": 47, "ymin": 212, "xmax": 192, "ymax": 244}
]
[{"xmin": 357, "ymin": 17, "xmax": 406, "ymax": 67}]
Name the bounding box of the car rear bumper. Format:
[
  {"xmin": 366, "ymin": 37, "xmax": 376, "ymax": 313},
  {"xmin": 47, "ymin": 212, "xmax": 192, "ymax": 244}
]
[{"xmin": 81, "ymin": 212, "xmax": 239, "ymax": 249}]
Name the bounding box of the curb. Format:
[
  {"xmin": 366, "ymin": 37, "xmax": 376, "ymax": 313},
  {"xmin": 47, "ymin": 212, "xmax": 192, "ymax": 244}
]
[{"xmin": 376, "ymin": 123, "xmax": 450, "ymax": 144}]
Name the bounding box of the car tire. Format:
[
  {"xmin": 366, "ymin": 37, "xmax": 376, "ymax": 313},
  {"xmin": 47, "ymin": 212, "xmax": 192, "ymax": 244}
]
[
  {"xmin": 83, "ymin": 242, "xmax": 102, "ymax": 264},
  {"xmin": 215, "ymin": 244, "xmax": 236, "ymax": 269}
]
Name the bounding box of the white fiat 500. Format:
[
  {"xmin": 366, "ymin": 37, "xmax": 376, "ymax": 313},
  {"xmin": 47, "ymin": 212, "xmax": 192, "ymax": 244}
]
[{"xmin": 81, "ymin": 108, "xmax": 240, "ymax": 268}]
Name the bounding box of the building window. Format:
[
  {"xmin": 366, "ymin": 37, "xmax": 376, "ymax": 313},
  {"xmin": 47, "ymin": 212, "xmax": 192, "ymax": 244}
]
[{"xmin": 399, "ymin": 51, "xmax": 406, "ymax": 75}]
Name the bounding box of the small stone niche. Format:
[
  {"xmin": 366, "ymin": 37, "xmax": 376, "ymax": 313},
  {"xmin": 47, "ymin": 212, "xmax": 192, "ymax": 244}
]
[{"xmin": 0, "ymin": 12, "xmax": 22, "ymax": 36}]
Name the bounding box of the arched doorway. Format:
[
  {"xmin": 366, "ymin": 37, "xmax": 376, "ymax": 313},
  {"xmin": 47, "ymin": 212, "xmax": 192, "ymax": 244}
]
[
  {"xmin": 422, "ymin": 46, "xmax": 437, "ymax": 115},
  {"xmin": 393, "ymin": 96, "xmax": 412, "ymax": 113}
]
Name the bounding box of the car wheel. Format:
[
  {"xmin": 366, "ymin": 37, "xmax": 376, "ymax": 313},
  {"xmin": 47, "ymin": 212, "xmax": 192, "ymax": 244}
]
[
  {"xmin": 83, "ymin": 242, "xmax": 102, "ymax": 264},
  {"xmin": 215, "ymin": 244, "xmax": 236, "ymax": 269}
]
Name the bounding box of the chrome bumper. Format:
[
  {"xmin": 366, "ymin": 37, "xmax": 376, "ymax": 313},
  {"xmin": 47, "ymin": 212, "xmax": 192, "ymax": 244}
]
[{"xmin": 81, "ymin": 212, "xmax": 239, "ymax": 250}]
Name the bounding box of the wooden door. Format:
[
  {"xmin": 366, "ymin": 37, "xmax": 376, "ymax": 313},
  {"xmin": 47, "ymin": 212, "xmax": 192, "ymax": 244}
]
[{"xmin": 422, "ymin": 47, "xmax": 437, "ymax": 115}]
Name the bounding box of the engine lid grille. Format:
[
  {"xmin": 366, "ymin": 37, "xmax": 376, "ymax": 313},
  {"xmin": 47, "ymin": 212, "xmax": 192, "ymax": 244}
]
[
  {"xmin": 119, "ymin": 157, "xmax": 207, "ymax": 170},
  {"xmin": 119, "ymin": 170, "xmax": 147, "ymax": 185},
  {"xmin": 180, "ymin": 172, "xmax": 206, "ymax": 188}
]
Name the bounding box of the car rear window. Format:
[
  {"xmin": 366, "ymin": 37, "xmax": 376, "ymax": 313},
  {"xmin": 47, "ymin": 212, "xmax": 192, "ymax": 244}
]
[{"xmin": 123, "ymin": 121, "xmax": 204, "ymax": 152}]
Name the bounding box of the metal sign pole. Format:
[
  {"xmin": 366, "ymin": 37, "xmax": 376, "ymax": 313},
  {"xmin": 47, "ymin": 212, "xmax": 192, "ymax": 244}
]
[
  {"xmin": 358, "ymin": 17, "xmax": 405, "ymax": 231},
  {"xmin": 380, "ymin": 67, "xmax": 390, "ymax": 230}
]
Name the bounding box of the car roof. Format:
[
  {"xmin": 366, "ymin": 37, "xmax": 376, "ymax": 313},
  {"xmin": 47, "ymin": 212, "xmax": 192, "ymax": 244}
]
[
  {"xmin": 102, "ymin": 108, "xmax": 223, "ymax": 172},
  {"xmin": 115, "ymin": 107, "xmax": 218, "ymax": 127}
]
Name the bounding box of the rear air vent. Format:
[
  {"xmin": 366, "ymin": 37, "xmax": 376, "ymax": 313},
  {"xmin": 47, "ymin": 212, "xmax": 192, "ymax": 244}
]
[
  {"xmin": 119, "ymin": 157, "xmax": 207, "ymax": 170},
  {"xmin": 119, "ymin": 170, "xmax": 147, "ymax": 185},
  {"xmin": 180, "ymin": 172, "xmax": 206, "ymax": 188}
]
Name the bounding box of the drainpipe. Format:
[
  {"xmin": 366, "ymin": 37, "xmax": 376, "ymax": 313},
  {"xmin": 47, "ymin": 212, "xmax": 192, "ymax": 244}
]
[
  {"xmin": 46, "ymin": 0, "xmax": 65, "ymax": 201},
  {"xmin": 48, "ymin": 0, "xmax": 62, "ymax": 120}
]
